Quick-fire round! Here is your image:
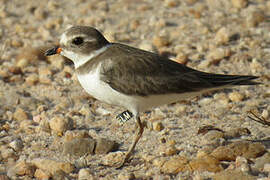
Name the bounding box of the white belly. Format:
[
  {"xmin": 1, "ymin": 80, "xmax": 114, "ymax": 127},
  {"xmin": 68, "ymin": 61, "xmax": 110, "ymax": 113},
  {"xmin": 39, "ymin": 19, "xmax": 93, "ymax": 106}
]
[
  {"xmin": 77, "ymin": 66, "xmax": 141, "ymax": 114},
  {"xmin": 77, "ymin": 66, "xmax": 204, "ymax": 115}
]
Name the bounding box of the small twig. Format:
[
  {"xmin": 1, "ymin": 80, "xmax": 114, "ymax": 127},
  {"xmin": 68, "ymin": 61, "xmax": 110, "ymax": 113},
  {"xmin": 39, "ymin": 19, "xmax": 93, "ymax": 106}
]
[
  {"xmin": 247, "ymin": 110, "xmax": 270, "ymax": 126},
  {"xmin": 197, "ymin": 125, "xmax": 224, "ymax": 135}
]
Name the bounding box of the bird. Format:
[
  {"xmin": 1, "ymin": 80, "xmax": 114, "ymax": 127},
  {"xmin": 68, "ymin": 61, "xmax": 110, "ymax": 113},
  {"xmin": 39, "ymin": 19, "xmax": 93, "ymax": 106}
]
[{"xmin": 45, "ymin": 26, "xmax": 259, "ymax": 168}]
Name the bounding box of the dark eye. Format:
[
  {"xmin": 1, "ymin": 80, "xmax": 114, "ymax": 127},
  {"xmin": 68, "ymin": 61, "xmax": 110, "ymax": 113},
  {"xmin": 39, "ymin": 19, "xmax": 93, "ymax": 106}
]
[{"xmin": 72, "ymin": 37, "xmax": 84, "ymax": 45}]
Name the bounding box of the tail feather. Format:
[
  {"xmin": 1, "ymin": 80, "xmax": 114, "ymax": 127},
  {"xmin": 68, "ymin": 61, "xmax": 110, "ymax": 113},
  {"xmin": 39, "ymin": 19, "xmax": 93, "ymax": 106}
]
[{"xmin": 197, "ymin": 73, "xmax": 260, "ymax": 87}]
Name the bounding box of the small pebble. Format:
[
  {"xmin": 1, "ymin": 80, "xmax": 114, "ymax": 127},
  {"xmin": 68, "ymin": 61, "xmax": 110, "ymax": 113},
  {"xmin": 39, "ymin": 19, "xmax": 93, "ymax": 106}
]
[
  {"xmin": 32, "ymin": 158, "xmax": 74, "ymax": 175},
  {"xmin": 34, "ymin": 169, "xmax": 51, "ymax": 180},
  {"xmin": 201, "ymin": 130, "xmax": 225, "ymax": 146},
  {"xmin": 263, "ymin": 163, "xmax": 270, "ymax": 173},
  {"xmin": 152, "ymin": 157, "xmax": 167, "ymax": 168},
  {"xmin": 211, "ymin": 141, "xmax": 266, "ymax": 161},
  {"xmin": 94, "ymin": 138, "xmax": 119, "ymax": 154},
  {"xmin": 25, "ymin": 74, "xmax": 39, "ymax": 85},
  {"xmin": 165, "ymin": 145, "xmax": 178, "ymax": 156},
  {"xmin": 153, "ymin": 121, "xmax": 165, "ymax": 132},
  {"xmin": 118, "ymin": 172, "xmax": 136, "ymax": 180},
  {"xmin": 229, "ymin": 91, "xmax": 244, "ymax": 102},
  {"xmin": 102, "ymin": 151, "xmax": 125, "ymax": 166},
  {"xmin": 250, "ymin": 58, "xmax": 262, "ymax": 74},
  {"xmin": 161, "ymin": 156, "xmax": 189, "ymax": 174},
  {"xmin": 235, "ymin": 156, "xmax": 251, "ymax": 173},
  {"xmin": 231, "ymin": 0, "xmax": 248, "ymax": 9},
  {"xmin": 9, "ymin": 139, "xmax": 23, "ymax": 151},
  {"xmin": 16, "ymin": 58, "xmax": 29, "ymax": 68},
  {"xmin": 63, "ymin": 138, "xmax": 95, "ymax": 156},
  {"xmin": 207, "ymin": 48, "xmax": 231, "ymax": 63},
  {"xmin": 7, "ymin": 160, "xmax": 36, "ymax": 177},
  {"xmin": 78, "ymin": 168, "xmax": 95, "ymax": 180},
  {"xmin": 189, "ymin": 154, "xmax": 223, "ymax": 173},
  {"xmin": 51, "ymin": 170, "xmax": 67, "ymax": 180},
  {"xmin": 139, "ymin": 42, "xmax": 153, "ymax": 52},
  {"xmin": 212, "ymin": 169, "xmax": 256, "ymax": 180},
  {"xmin": 152, "ymin": 35, "xmax": 170, "ymax": 48},
  {"xmin": 19, "ymin": 120, "xmax": 35, "ymax": 133},
  {"xmin": 262, "ymin": 109, "xmax": 269, "ymax": 120},
  {"xmin": 11, "ymin": 39, "xmax": 23, "ymax": 48},
  {"xmin": 215, "ymin": 27, "xmax": 231, "ymax": 45},
  {"xmin": 39, "ymin": 67, "xmax": 52, "ymax": 84},
  {"xmin": 174, "ymin": 53, "xmax": 188, "ymax": 65},
  {"xmin": 8, "ymin": 66, "xmax": 22, "ymax": 75},
  {"xmin": 49, "ymin": 115, "xmax": 73, "ymax": 135},
  {"xmin": 34, "ymin": 7, "xmax": 47, "ymax": 20},
  {"xmin": 13, "ymin": 108, "xmax": 28, "ymax": 121},
  {"xmin": 164, "ymin": 0, "xmax": 179, "ymax": 7},
  {"xmin": 253, "ymin": 152, "xmax": 270, "ymax": 170},
  {"xmin": 1, "ymin": 148, "xmax": 15, "ymax": 159},
  {"xmin": 246, "ymin": 11, "xmax": 265, "ymax": 27},
  {"xmin": 47, "ymin": 55, "xmax": 64, "ymax": 69},
  {"xmin": 224, "ymin": 128, "xmax": 251, "ymax": 139},
  {"xmin": 64, "ymin": 130, "xmax": 90, "ymax": 142}
]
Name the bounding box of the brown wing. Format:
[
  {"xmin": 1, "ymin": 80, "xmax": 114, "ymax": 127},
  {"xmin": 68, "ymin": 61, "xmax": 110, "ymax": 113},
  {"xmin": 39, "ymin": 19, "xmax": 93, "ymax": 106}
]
[{"xmin": 100, "ymin": 43, "xmax": 259, "ymax": 96}]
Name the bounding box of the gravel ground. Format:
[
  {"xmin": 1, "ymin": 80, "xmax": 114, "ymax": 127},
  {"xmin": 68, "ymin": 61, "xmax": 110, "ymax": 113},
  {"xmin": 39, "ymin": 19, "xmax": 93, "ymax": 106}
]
[{"xmin": 0, "ymin": 0, "xmax": 270, "ymax": 179}]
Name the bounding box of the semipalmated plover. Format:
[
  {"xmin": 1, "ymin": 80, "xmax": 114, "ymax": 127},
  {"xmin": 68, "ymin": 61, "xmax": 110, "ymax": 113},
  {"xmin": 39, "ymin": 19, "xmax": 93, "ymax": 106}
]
[{"xmin": 45, "ymin": 26, "xmax": 259, "ymax": 168}]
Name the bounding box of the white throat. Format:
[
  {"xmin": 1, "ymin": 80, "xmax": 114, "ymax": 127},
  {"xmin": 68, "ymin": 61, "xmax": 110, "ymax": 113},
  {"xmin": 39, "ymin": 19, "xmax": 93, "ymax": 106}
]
[{"xmin": 61, "ymin": 44, "xmax": 111, "ymax": 69}]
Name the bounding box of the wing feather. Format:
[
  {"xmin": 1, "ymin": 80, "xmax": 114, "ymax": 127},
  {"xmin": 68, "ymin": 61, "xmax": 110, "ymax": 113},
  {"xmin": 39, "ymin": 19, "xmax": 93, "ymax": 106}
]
[{"xmin": 100, "ymin": 44, "xmax": 258, "ymax": 96}]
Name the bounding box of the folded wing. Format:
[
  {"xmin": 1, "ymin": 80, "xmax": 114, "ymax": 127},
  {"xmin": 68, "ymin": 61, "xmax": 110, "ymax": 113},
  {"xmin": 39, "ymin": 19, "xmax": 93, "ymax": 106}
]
[{"xmin": 101, "ymin": 44, "xmax": 259, "ymax": 96}]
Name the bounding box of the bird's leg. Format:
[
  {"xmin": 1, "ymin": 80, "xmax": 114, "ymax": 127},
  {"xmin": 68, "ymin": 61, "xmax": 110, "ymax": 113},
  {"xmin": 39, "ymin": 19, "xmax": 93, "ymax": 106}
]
[{"xmin": 116, "ymin": 115, "xmax": 144, "ymax": 169}]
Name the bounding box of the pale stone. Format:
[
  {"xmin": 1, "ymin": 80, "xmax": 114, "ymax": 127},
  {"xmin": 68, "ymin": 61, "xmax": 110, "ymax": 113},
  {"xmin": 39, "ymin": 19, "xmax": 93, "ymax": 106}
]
[
  {"xmin": 152, "ymin": 157, "xmax": 167, "ymax": 168},
  {"xmin": 224, "ymin": 128, "xmax": 251, "ymax": 139},
  {"xmin": 229, "ymin": 91, "xmax": 244, "ymax": 102},
  {"xmin": 211, "ymin": 141, "xmax": 266, "ymax": 161},
  {"xmin": 164, "ymin": 0, "xmax": 179, "ymax": 7},
  {"xmin": 63, "ymin": 138, "xmax": 95, "ymax": 156},
  {"xmin": 212, "ymin": 169, "xmax": 256, "ymax": 180},
  {"xmin": 78, "ymin": 168, "xmax": 96, "ymax": 180},
  {"xmin": 118, "ymin": 172, "xmax": 136, "ymax": 180},
  {"xmin": 94, "ymin": 138, "xmax": 119, "ymax": 154},
  {"xmin": 189, "ymin": 154, "xmax": 223, "ymax": 172},
  {"xmin": 9, "ymin": 139, "xmax": 23, "ymax": 151},
  {"xmin": 39, "ymin": 67, "xmax": 52, "ymax": 84},
  {"xmin": 153, "ymin": 121, "xmax": 165, "ymax": 132},
  {"xmin": 49, "ymin": 115, "xmax": 73, "ymax": 135},
  {"xmin": 1, "ymin": 148, "xmax": 15, "ymax": 159},
  {"xmin": 102, "ymin": 151, "xmax": 125, "ymax": 166},
  {"xmin": 7, "ymin": 160, "xmax": 36, "ymax": 177},
  {"xmin": 246, "ymin": 11, "xmax": 265, "ymax": 28},
  {"xmin": 34, "ymin": 169, "xmax": 51, "ymax": 180},
  {"xmin": 201, "ymin": 130, "xmax": 224, "ymax": 145},
  {"xmin": 215, "ymin": 27, "xmax": 231, "ymax": 45},
  {"xmin": 64, "ymin": 130, "xmax": 90, "ymax": 142},
  {"xmin": 161, "ymin": 156, "xmax": 189, "ymax": 174},
  {"xmin": 16, "ymin": 58, "xmax": 29, "ymax": 68},
  {"xmin": 152, "ymin": 35, "xmax": 170, "ymax": 48},
  {"xmin": 231, "ymin": 0, "xmax": 248, "ymax": 9},
  {"xmin": 13, "ymin": 108, "xmax": 28, "ymax": 121},
  {"xmin": 25, "ymin": 74, "xmax": 39, "ymax": 85},
  {"xmin": 32, "ymin": 158, "xmax": 74, "ymax": 175},
  {"xmin": 263, "ymin": 163, "xmax": 270, "ymax": 173}
]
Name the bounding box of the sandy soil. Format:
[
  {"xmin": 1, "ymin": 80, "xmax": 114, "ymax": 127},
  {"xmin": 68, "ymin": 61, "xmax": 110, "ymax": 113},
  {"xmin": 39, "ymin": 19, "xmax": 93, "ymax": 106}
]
[{"xmin": 0, "ymin": 0, "xmax": 269, "ymax": 179}]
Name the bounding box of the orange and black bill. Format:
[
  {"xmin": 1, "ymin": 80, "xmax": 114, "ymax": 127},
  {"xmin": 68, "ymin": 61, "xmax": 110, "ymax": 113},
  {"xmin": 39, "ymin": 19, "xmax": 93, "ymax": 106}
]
[{"xmin": 44, "ymin": 46, "xmax": 62, "ymax": 56}]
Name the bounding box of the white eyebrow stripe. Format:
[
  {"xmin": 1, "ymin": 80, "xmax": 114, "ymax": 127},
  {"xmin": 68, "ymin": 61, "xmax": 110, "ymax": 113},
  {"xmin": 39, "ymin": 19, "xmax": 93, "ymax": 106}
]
[
  {"xmin": 60, "ymin": 33, "xmax": 68, "ymax": 46},
  {"xmin": 84, "ymin": 38, "xmax": 97, "ymax": 42}
]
